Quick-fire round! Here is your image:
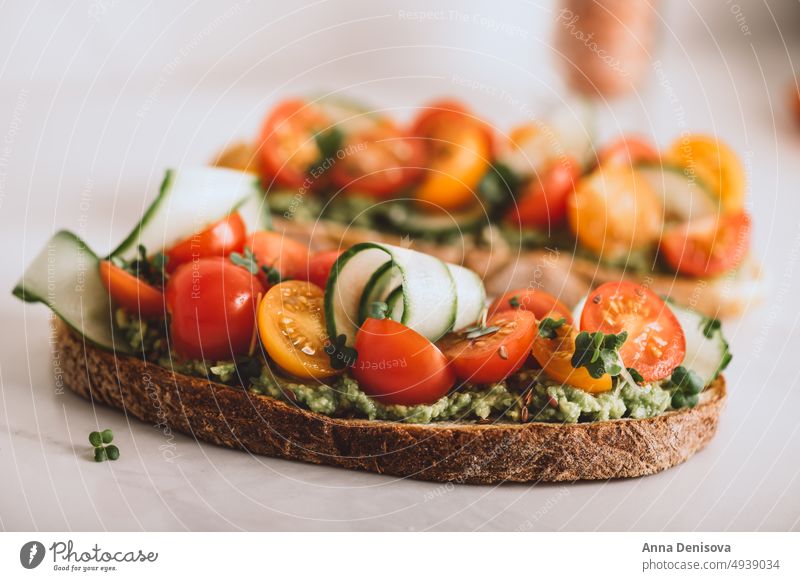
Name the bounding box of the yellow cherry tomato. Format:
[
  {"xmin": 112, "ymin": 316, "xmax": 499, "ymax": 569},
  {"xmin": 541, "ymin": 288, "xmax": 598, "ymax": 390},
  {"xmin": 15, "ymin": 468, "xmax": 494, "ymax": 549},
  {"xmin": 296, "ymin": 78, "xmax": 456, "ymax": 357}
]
[
  {"xmin": 567, "ymin": 165, "xmax": 663, "ymax": 262},
  {"xmin": 257, "ymin": 280, "xmax": 340, "ymax": 380},
  {"xmin": 415, "ymin": 125, "xmax": 491, "ymax": 211},
  {"xmin": 531, "ymin": 323, "xmax": 612, "ymax": 393},
  {"xmin": 666, "ymin": 134, "xmax": 746, "ymax": 213},
  {"xmin": 213, "ymin": 141, "xmax": 260, "ymax": 175}
]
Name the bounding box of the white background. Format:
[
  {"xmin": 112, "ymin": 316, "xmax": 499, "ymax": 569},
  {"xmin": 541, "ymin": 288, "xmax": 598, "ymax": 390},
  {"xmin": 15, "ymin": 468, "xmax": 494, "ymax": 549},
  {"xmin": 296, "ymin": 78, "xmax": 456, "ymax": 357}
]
[{"xmin": 1, "ymin": 0, "xmax": 800, "ymax": 531}]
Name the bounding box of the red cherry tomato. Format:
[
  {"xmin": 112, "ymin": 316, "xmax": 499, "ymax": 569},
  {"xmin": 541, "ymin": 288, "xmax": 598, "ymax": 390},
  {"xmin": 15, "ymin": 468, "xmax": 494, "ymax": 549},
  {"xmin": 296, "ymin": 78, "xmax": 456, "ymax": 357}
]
[
  {"xmin": 165, "ymin": 258, "xmax": 264, "ymax": 360},
  {"xmin": 304, "ymin": 249, "xmax": 344, "ymax": 289},
  {"xmin": 331, "ymin": 122, "xmax": 424, "ymax": 197},
  {"xmin": 597, "ymin": 135, "xmax": 660, "ymax": 167},
  {"xmin": 660, "ymin": 211, "xmax": 751, "ymax": 277},
  {"xmin": 248, "ymin": 231, "xmax": 311, "ymax": 285},
  {"xmin": 439, "ymin": 310, "xmax": 537, "ymax": 383},
  {"xmin": 98, "ymin": 260, "xmax": 165, "ymax": 319},
  {"xmin": 580, "ymin": 281, "xmax": 686, "ymax": 382},
  {"xmin": 165, "ymin": 212, "xmax": 246, "ymax": 273},
  {"xmin": 504, "ymin": 157, "xmax": 580, "ymax": 229},
  {"xmin": 411, "ymin": 99, "xmax": 494, "ymax": 151},
  {"xmin": 488, "ymin": 288, "xmax": 573, "ymax": 324},
  {"xmin": 258, "ymin": 99, "xmax": 332, "ymax": 189},
  {"xmin": 352, "ymin": 318, "xmax": 455, "ymax": 405}
]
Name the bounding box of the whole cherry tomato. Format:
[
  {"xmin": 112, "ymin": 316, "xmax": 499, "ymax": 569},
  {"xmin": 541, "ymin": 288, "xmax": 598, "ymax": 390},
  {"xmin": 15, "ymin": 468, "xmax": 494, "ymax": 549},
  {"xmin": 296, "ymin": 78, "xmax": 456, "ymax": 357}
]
[{"xmin": 165, "ymin": 258, "xmax": 264, "ymax": 360}]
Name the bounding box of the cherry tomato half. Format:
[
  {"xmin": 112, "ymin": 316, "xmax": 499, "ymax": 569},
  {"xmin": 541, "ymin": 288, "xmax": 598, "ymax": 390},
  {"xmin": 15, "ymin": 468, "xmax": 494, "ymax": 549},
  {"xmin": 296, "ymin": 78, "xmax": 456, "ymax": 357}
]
[
  {"xmin": 248, "ymin": 231, "xmax": 311, "ymax": 285},
  {"xmin": 412, "ymin": 100, "xmax": 493, "ymax": 211},
  {"xmin": 660, "ymin": 211, "xmax": 751, "ymax": 277},
  {"xmin": 331, "ymin": 122, "xmax": 424, "ymax": 197},
  {"xmin": 504, "ymin": 157, "xmax": 580, "ymax": 229},
  {"xmin": 414, "ymin": 124, "xmax": 491, "ymax": 211},
  {"xmin": 165, "ymin": 212, "xmax": 247, "ymax": 273},
  {"xmin": 258, "ymin": 99, "xmax": 332, "ymax": 189},
  {"xmin": 303, "ymin": 249, "xmax": 344, "ymax": 289},
  {"xmin": 165, "ymin": 258, "xmax": 264, "ymax": 360},
  {"xmin": 567, "ymin": 166, "xmax": 663, "ymax": 261},
  {"xmin": 411, "ymin": 99, "xmax": 494, "ymax": 151},
  {"xmin": 258, "ymin": 280, "xmax": 339, "ymax": 380},
  {"xmin": 439, "ymin": 310, "xmax": 537, "ymax": 384},
  {"xmin": 580, "ymin": 281, "xmax": 686, "ymax": 382},
  {"xmin": 666, "ymin": 134, "xmax": 746, "ymax": 213},
  {"xmin": 531, "ymin": 322, "xmax": 612, "ymax": 393},
  {"xmin": 353, "ymin": 318, "xmax": 455, "ymax": 405},
  {"xmin": 99, "ymin": 260, "xmax": 165, "ymax": 319},
  {"xmin": 488, "ymin": 288, "xmax": 573, "ymax": 324},
  {"xmin": 597, "ymin": 135, "xmax": 660, "ymax": 168}
]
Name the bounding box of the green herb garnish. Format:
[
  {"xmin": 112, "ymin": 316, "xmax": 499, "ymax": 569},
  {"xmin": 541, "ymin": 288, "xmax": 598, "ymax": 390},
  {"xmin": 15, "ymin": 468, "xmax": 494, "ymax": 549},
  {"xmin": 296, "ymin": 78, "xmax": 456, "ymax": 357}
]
[
  {"xmin": 666, "ymin": 365, "xmax": 704, "ymax": 409},
  {"xmin": 112, "ymin": 244, "xmax": 168, "ymax": 287},
  {"xmin": 538, "ymin": 317, "xmax": 566, "ymax": 340},
  {"xmin": 314, "ymin": 127, "xmax": 344, "ymax": 160},
  {"xmin": 262, "ymin": 265, "xmax": 283, "ymax": 285},
  {"xmin": 89, "ymin": 429, "xmax": 119, "ymax": 462},
  {"xmin": 325, "ymin": 334, "xmax": 358, "ymax": 370},
  {"xmin": 571, "ymin": 330, "xmax": 628, "ymax": 379},
  {"xmin": 508, "ymin": 295, "xmax": 521, "ymax": 309},
  {"xmin": 627, "ymin": 368, "xmax": 644, "ymax": 384},
  {"xmin": 701, "ymin": 317, "xmax": 722, "ymax": 339},
  {"xmin": 477, "ymin": 161, "xmax": 520, "ymax": 213},
  {"xmin": 230, "ymin": 247, "xmax": 260, "ymax": 275},
  {"xmin": 369, "ymin": 301, "xmax": 390, "ymax": 320},
  {"xmin": 230, "ymin": 247, "xmax": 285, "ymax": 285}
]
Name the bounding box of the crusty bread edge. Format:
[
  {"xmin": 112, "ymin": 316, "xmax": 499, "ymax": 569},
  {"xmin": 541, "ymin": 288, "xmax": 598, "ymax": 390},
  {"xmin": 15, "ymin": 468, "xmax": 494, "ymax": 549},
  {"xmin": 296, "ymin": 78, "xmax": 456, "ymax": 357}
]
[{"xmin": 56, "ymin": 320, "xmax": 726, "ymax": 484}]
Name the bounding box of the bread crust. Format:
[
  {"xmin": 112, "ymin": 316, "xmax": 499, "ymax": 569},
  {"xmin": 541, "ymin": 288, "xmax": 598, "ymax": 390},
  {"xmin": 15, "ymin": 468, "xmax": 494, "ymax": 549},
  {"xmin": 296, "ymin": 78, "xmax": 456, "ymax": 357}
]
[{"xmin": 56, "ymin": 320, "xmax": 726, "ymax": 484}]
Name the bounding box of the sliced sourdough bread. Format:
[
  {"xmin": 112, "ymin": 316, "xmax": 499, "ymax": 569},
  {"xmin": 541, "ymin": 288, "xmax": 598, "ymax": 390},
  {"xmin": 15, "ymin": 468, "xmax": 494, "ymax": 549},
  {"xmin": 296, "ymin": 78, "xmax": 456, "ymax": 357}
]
[{"xmin": 56, "ymin": 320, "xmax": 726, "ymax": 484}]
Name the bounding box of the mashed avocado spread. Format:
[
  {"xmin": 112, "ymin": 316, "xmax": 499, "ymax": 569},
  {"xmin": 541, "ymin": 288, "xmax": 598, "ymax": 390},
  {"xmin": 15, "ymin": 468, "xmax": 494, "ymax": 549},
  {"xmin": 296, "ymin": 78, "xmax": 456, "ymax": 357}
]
[{"xmin": 117, "ymin": 308, "xmax": 673, "ymax": 425}]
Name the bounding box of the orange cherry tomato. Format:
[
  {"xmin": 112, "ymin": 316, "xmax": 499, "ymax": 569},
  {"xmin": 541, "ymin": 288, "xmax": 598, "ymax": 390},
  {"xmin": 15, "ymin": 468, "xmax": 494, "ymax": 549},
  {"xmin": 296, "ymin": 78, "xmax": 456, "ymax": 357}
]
[
  {"xmin": 258, "ymin": 98, "xmax": 332, "ymax": 189},
  {"xmin": 439, "ymin": 310, "xmax": 537, "ymax": 384},
  {"xmin": 665, "ymin": 134, "xmax": 746, "ymax": 213},
  {"xmin": 567, "ymin": 166, "xmax": 663, "ymax": 261},
  {"xmin": 331, "ymin": 122, "xmax": 424, "ymax": 197},
  {"xmin": 303, "ymin": 249, "xmax": 344, "ymax": 289},
  {"xmin": 412, "ymin": 100, "xmax": 493, "ymax": 211},
  {"xmin": 248, "ymin": 231, "xmax": 311, "ymax": 285},
  {"xmin": 352, "ymin": 318, "xmax": 455, "ymax": 405},
  {"xmin": 660, "ymin": 211, "xmax": 751, "ymax": 277},
  {"xmin": 597, "ymin": 135, "xmax": 660, "ymax": 167},
  {"xmin": 504, "ymin": 157, "xmax": 580, "ymax": 229},
  {"xmin": 164, "ymin": 212, "xmax": 247, "ymax": 273},
  {"xmin": 165, "ymin": 258, "xmax": 264, "ymax": 360},
  {"xmin": 531, "ymin": 322, "xmax": 612, "ymax": 393},
  {"xmin": 98, "ymin": 260, "xmax": 165, "ymax": 319},
  {"xmin": 414, "ymin": 124, "xmax": 491, "ymax": 211},
  {"xmin": 580, "ymin": 281, "xmax": 686, "ymax": 382},
  {"xmin": 488, "ymin": 288, "xmax": 573, "ymax": 324},
  {"xmin": 258, "ymin": 280, "xmax": 339, "ymax": 380}
]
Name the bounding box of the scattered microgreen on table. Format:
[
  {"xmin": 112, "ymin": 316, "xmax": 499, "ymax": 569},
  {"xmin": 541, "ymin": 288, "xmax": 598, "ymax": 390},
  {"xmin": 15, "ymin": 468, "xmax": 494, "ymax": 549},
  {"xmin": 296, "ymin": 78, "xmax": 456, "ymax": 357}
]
[{"xmin": 89, "ymin": 429, "xmax": 119, "ymax": 462}]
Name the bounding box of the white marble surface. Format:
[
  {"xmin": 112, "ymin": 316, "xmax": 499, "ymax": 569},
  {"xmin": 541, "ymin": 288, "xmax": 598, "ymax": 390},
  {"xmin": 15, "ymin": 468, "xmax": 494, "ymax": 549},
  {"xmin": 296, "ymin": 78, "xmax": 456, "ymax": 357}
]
[{"xmin": 2, "ymin": 0, "xmax": 800, "ymax": 531}]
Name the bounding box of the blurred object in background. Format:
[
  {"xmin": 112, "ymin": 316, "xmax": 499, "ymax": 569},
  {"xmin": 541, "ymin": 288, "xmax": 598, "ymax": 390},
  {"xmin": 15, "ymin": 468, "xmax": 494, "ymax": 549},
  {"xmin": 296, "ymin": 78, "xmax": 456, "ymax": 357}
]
[
  {"xmin": 554, "ymin": 0, "xmax": 658, "ymax": 97},
  {"xmin": 790, "ymin": 81, "xmax": 800, "ymax": 127}
]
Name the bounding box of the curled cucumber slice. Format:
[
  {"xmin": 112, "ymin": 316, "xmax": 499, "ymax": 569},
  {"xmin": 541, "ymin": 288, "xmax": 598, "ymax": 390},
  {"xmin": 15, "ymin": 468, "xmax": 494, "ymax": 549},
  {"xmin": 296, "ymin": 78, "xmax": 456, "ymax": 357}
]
[
  {"xmin": 14, "ymin": 231, "xmax": 127, "ymax": 352},
  {"xmin": 111, "ymin": 166, "xmax": 269, "ymax": 261},
  {"xmin": 325, "ymin": 242, "xmax": 485, "ymax": 346}
]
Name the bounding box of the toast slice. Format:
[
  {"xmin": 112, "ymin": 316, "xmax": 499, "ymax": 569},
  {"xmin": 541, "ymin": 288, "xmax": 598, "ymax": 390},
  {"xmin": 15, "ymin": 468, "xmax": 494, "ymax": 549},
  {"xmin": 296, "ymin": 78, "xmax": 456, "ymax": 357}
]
[
  {"xmin": 56, "ymin": 319, "xmax": 726, "ymax": 484},
  {"xmin": 271, "ymin": 216, "xmax": 763, "ymax": 319}
]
